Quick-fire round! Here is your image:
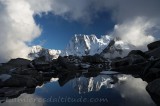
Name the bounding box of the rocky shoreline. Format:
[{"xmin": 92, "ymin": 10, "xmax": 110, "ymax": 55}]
[{"xmin": 0, "ymin": 40, "xmax": 160, "ymax": 105}]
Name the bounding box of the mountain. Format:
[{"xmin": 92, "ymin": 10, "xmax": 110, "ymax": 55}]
[
  {"xmin": 61, "ymin": 34, "xmax": 132, "ymax": 58},
  {"xmin": 100, "ymin": 38, "xmax": 135, "ymax": 59},
  {"xmin": 72, "ymin": 74, "xmax": 127, "ymax": 94},
  {"xmin": 61, "ymin": 34, "xmax": 111, "ymax": 56},
  {"xmin": 28, "ymin": 34, "xmax": 133, "ymax": 60},
  {"xmin": 28, "ymin": 45, "xmax": 61, "ymax": 61}
]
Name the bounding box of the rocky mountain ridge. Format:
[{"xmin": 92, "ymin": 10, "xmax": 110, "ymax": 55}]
[{"xmin": 29, "ymin": 34, "xmax": 132, "ymax": 60}]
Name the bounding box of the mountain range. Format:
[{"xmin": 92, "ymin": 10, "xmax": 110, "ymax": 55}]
[{"xmin": 28, "ymin": 34, "xmax": 133, "ymax": 60}]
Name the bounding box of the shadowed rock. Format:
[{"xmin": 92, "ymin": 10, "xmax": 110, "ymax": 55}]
[{"xmin": 147, "ymin": 40, "xmax": 160, "ymax": 51}]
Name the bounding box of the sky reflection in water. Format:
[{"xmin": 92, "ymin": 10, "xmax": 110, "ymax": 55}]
[{"xmin": 1, "ymin": 72, "xmax": 156, "ymax": 106}]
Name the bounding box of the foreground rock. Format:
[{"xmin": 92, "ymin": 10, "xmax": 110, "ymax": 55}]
[
  {"xmin": 147, "ymin": 40, "xmax": 160, "ymax": 51},
  {"xmin": 146, "ymin": 78, "xmax": 160, "ymax": 105},
  {"xmin": 31, "ymin": 56, "xmax": 52, "ymax": 71},
  {"xmin": 111, "ymin": 54, "xmax": 147, "ymax": 73},
  {"xmin": 146, "ymin": 47, "xmax": 160, "ymax": 59},
  {"xmin": 0, "ymin": 74, "xmax": 38, "ymax": 88},
  {"xmin": 0, "ymin": 87, "xmax": 35, "ymax": 102}
]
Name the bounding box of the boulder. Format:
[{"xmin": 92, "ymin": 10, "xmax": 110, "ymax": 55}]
[
  {"xmin": 57, "ymin": 56, "xmax": 80, "ymax": 71},
  {"xmin": 0, "ymin": 74, "xmax": 38, "ymax": 88},
  {"xmin": 146, "ymin": 47, "xmax": 160, "ymax": 59},
  {"xmin": 0, "ymin": 58, "xmax": 31, "ymax": 74},
  {"xmin": 111, "ymin": 55, "xmax": 147, "ymax": 75},
  {"xmin": 0, "ymin": 87, "xmax": 35, "ymax": 101},
  {"xmin": 82, "ymin": 54, "xmax": 106, "ymax": 63},
  {"xmin": 147, "ymin": 40, "xmax": 160, "ymax": 50},
  {"xmin": 146, "ymin": 78, "xmax": 160, "ymax": 105},
  {"xmin": 0, "ymin": 87, "xmax": 26, "ymax": 100},
  {"xmin": 152, "ymin": 60, "xmax": 160, "ymax": 68},
  {"xmin": 128, "ymin": 50, "xmax": 149, "ymax": 58},
  {"xmin": 32, "ymin": 56, "xmax": 52, "ymax": 71},
  {"xmin": 88, "ymin": 64, "xmax": 104, "ymax": 72},
  {"xmin": 11, "ymin": 68, "xmax": 38, "ymax": 76},
  {"xmin": 142, "ymin": 68, "xmax": 160, "ymax": 82},
  {"xmin": 7, "ymin": 58, "xmax": 31, "ymax": 67},
  {"xmin": 111, "ymin": 55, "xmax": 146, "ymax": 68}
]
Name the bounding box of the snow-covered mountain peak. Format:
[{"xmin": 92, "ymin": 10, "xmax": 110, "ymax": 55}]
[
  {"xmin": 61, "ymin": 34, "xmax": 112, "ymax": 56},
  {"xmin": 29, "ymin": 45, "xmax": 61, "ymax": 61},
  {"xmin": 29, "ymin": 34, "xmax": 133, "ymax": 60}
]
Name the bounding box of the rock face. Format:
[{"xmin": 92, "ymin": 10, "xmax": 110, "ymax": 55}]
[
  {"xmin": 61, "ymin": 35, "xmax": 131, "ymax": 59},
  {"xmin": 32, "ymin": 56, "xmax": 52, "ymax": 71},
  {"xmin": 57, "ymin": 56, "xmax": 81, "ymax": 71},
  {"xmin": 111, "ymin": 54, "xmax": 146, "ymax": 71},
  {"xmin": 147, "ymin": 40, "xmax": 160, "ymax": 51},
  {"xmin": 128, "ymin": 50, "xmax": 149, "ymax": 58},
  {"xmin": 143, "ymin": 68, "xmax": 160, "ymax": 82},
  {"xmin": 146, "ymin": 47, "xmax": 160, "ymax": 58},
  {"xmin": 0, "ymin": 87, "xmax": 35, "ymax": 102},
  {"xmin": 28, "ymin": 34, "xmax": 134, "ymax": 61},
  {"xmin": 7, "ymin": 58, "xmax": 31, "ymax": 67},
  {"xmin": 146, "ymin": 78, "xmax": 160, "ymax": 105},
  {"xmin": 61, "ymin": 34, "xmax": 111, "ymax": 56},
  {"xmin": 0, "ymin": 74, "xmax": 38, "ymax": 88}
]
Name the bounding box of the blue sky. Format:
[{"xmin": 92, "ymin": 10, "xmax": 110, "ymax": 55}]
[
  {"xmin": 33, "ymin": 12, "xmax": 115, "ymax": 50},
  {"xmin": 0, "ymin": 0, "xmax": 159, "ymax": 62}
]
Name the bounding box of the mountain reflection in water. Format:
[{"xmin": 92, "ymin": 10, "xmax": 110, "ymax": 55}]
[{"xmin": 0, "ymin": 71, "xmax": 156, "ymax": 106}]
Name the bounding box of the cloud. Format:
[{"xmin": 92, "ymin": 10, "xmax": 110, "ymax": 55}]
[
  {"xmin": 26, "ymin": 0, "xmax": 160, "ymax": 24},
  {"xmin": 114, "ymin": 76, "xmax": 156, "ymax": 106},
  {"xmin": 112, "ymin": 17, "xmax": 155, "ymax": 51},
  {"xmin": 28, "ymin": 0, "xmax": 160, "ymax": 49},
  {"xmin": 0, "ymin": 0, "xmax": 41, "ymax": 62},
  {"xmin": 0, "ymin": 0, "xmax": 160, "ymax": 62}
]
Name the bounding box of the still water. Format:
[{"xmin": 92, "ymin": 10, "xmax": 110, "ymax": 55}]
[{"xmin": 1, "ymin": 71, "xmax": 156, "ymax": 106}]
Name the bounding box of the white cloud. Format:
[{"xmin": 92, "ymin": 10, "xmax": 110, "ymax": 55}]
[
  {"xmin": 0, "ymin": 0, "xmax": 160, "ymax": 62},
  {"xmin": 115, "ymin": 76, "xmax": 156, "ymax": 106},
  {"xmin": 112, "ymin": 17, "xmax": 155, "ymax": 51},
  {"xmin": 0, "ymin": 0, "xmax": 41, "ymax": 62}
]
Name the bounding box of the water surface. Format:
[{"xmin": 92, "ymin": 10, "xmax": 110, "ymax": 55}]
[{"xmin": 1, "ymin": 71, "xmax": 156, "ymax": 106}]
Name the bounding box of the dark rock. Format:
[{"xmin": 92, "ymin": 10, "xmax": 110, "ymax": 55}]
[
  {"xmin": 10, "ymin": 68, "xmax": 43, "ymax": 85},
  {"xmin": 0, "ymin": 58, "xmax": 31, "ymax": 74},
  {"xmin": 147, "ymin": 40, "xmax": 160, "ymax": 50},
  {"xmin": 0, "ymin": 87, "xmax": 35, "ymax": 101},
  {"xmin": 32, "ymin": 56, "xmax": 49, "ymax": 64},
  {"xmin": 128, "ymin": 50, "xmax": 149, "ymax": 58},
  {"xmin": 142, "ymin": 68, "xmax": 160, "ymax": 82},
  {"xmin": 12, "ymin": 68, "xmax": 38, "ymax": 76},
  {"xmin": 32, "ymin": 56, "xmax": 52, "ymax": 71},
  {"xmin": 58, "ymin": 72, "xmax": 76, "ymax": 86},
  {"xmin": 111, "ymin": 57, "xmax": 122, "ymax": 61},
  {"xmin": 82, "ymin": 54, "xmax": 105, "ymax": 63},
  {"xmin": 146, "ymin": 78, "xmax": 160, "ymax": 105},
  {"xmin": 101, "ymin": 40, "xmax": 115, "ymax": 54},
  {"xmin": 112, "ymin": 55, "xmax": 146, "ymax": 68},
  {"xmin": 42, "ymin": 72, "xmax": 55, "ymax": 77},
  {"xmin": 57, "ymin": 56, "xmax": 80, "ymax": 71},
  {"xmin": 111, "ymin": 55, "xmax": 147, "ymax": 75},
  {"xmin": 88, "ymin": 64, "xmax": 104, "ymax": 72},
  {"xmin": 146, "ymin": 47, "xmax": 160, "ymax": 59},
  {"xmin": 0, "ymin": 74, "xmax": 38, "ymax": 88},
  {"xmin": 7, "ymin": 58, "xmax": 31, "ymax": 67},
  {"xmin": 152, "ymin": 60, "xmax": 160, "ymax": 68}
]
